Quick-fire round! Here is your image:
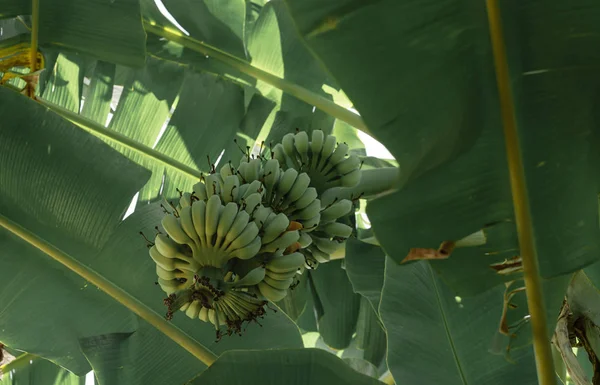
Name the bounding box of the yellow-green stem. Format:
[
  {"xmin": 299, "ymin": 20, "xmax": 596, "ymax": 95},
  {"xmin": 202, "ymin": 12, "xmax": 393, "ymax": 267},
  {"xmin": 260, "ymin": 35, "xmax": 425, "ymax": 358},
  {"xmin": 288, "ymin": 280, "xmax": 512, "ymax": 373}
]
[
  {"xmin": 485, "ymin": 1, "xmax": 555, "ymax": 385},
  {"xmin": 143, "ymin": 21, "xmax": 369, "ymax": 134},
  {"xmin": 29, "ymin": 0, "xmax": 39, "ymax": 73},
  {"xmin": 36, "ymin": 98, "xmax": 204, "ymax": 180},
  {"xmin": 0, "ymin": 353, "xmax": 35, "ymax": 373},
  {"xmin": 0, "ymin": 214, "xmax": 218, "ymax": 366}
]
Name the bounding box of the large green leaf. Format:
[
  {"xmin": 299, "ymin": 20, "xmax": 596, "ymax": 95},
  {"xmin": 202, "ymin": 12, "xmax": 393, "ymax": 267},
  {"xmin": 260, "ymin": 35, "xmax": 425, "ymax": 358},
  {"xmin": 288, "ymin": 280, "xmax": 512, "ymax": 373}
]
[
  {"xmin": 0, "ymin": 87, "xmax": 150, "ymax": 373},
  {"xmin": 0, "ymin": 0, "xmax": 145, "ymax": 66},
  {"xmin": 83, "ymin": 203, "xmax": 303, "ymax": 384},
  {"xmin": 380, "ymin": 258, "xmax": 540, "ymax": 384},
  {"xmin": 344, "ymin": 238, "xmax": 385, "ymax": 311},
  {"xmin": 286, "ymin": 0, "xmax": 600, "ymax": 298},
  {"xmin": 310, "ymin": 260, "xmax": 361, "ymax": 350},
  {"xmin": 190, "ymin": 349, "xmax": 381, "ymax": 385}
]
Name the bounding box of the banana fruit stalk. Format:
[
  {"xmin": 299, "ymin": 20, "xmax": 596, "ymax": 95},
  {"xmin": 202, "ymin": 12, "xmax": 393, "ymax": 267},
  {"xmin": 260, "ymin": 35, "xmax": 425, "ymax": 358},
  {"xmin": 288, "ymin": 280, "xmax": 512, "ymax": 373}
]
[{"xmin": 147, "ymin": 129, "xmax": 362, "ymax": 337}]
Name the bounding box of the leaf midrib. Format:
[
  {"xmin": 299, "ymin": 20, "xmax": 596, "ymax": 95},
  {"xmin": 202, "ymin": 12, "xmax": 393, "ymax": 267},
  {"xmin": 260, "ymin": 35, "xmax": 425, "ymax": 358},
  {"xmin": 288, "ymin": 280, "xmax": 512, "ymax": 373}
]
[{"xmin": 429, "ymin": 263, "xmax": 469, "ymax": 385}]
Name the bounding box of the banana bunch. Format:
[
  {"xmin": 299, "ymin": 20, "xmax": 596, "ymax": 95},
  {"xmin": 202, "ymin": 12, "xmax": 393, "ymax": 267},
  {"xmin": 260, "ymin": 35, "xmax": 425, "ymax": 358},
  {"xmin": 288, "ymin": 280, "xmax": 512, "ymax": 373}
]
[
  {"xmin": 148, "ymin": 129, "xmax": 362, "ymax": 337},
  {"xmin": 271, "ymin": 130, "xmax": 362, "ymax": 194}
]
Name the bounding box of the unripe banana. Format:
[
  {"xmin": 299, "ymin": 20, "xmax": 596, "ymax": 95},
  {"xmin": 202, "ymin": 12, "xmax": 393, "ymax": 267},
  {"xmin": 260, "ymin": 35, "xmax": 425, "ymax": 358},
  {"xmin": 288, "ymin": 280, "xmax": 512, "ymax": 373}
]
[
  {"xmin": 185, "ymin": 300, "xmax": 201, "ymax": 319},
  {"xmin": 340, "ymin": 168, "xmax": 361, "ymax": 188},
  {"xmin": 310, "ymin": 130, "xmax": 324, "ymax": 169},
  {"xmin": 149, "ymin": 245, "xmax": 176, "ymax": 270},
  {"xmin": 294, "ymin": 131, "xmax": 310, "ymax": 164},
  {"xmin": 263, "ymin": 275, "xmax": 294, "ymax": 290},
  {"xmin": 157, "ymin": 277, "xmax": 184, "ymax": 294},
  {"xmin": 220, "ymin": 163, "xmax": 235, "ymax": 178},
  {"xmin": 276, "ymin": 168, "xmax": 298, "ymax": 199},
  {"xmin": 263, "ymin": 159, "xmax": 280, "ymax": 201},
  {"xmin": 156, "ymin": 265, "xmax": 176, "ymax": 280},
  {"xmin": 221, "ymin": 211, "xmax": 250, "ymax": 250},
  {"xmin": 298, "ymin": 232, "xmax": 313, "ymax": 248},
  {"xmin": 242, "ymin": 192, "xmax": 262, "ymax": 215},
  {"xmin": 205, "ymin": 173, "xmax": 223, "ymax": 198},
  {"xmin": 280, "ymin": 172, "xmax": 310, "ymax": 208},
  {"xmin": 281, "ymin": 133, "xmax": 296, "ymax": 158},
  {"xmin": 179, "ymin": 192, "xmax": 192, "ymax": 208},
  {"xmin": 321, "ymin": 199, "xmax": 352, "ymax": 222},
  {"xmin": 229, "ymin": 236, "xmax": 262, "ymax": 260},
  {"xmin": 251, "ymin": 206, "xmax": 272, "ymax": 228},
  {"xmin": 258, "ymin": 281, "xmax": 287, "ymax": 302},
  {"xmin": 179, "ymin": 206, "xmax": 201, "ymax": 247},
  {"xmin": 180, "ymin": 302, "xmax": 190, "ymax": 311},
  {"xmin": 287, "ymin": 187, "xmax": 318, "ymax": 212},
  {"xmin": 261, "ymin": 213, "xmax": 290, "ymax": 244},
  {"xmin": 321, "ymin": 221, "xmax": 353, "ymax": 238},
  {"xmin": 162, "ymin": 215, "xmax": 193, "ymax": 246},
  {"xmin": 318, "ymin": 135, "xmax": 337, "ymax": 170},
  {"xmin": 242, "ymin": 180, "xmax": 264, "ymax": 199},
  {"xmin": 192, "ymin": 182, "xmax": 208, "ymax": 201},
  {"xmin": 216, "ymin": 202, "xmax": 239, "ymax": 247},
  {"xmin": 191, "ymin": 200, "xmax": 207, "ymax": 246},
  {"xmin": 323, "ymin": 143, "xmax": 349, "ymax": 173},
  {"xmin": 310, "ymin": 248, "xmax": 331, "ymax": 263},
  {"xmin": 265, "ymin": 269, "xmax": 298, "ymax": 280},
  {"xmin": 261, "ymin": 230, "xmax": 300, "ymax": 254},
  {"xmin": 334, "ymin": 155, "xmax": 361, "ymax": 176},
  {"xmin": 299, "ymin": 213, "xmax": 320, "ymax": 232},
  {"xmin": 225, "ymin": 221, "xmax": 259, "ymax": 252},
  {"xmin": 155, "ymin": 233, "xmax": 179, "ymax": 257},
  {"xmin": 204, "ymin": 195, "xmax": 222, "ymax": 246},
  {"xmin": 199, "ymin": 306, "xmax": 209, "ymax": 322},
  {"xmin": 222, "ymin": 175, "xmax": 240, "ymax": 203},
  {"xmin": 291, "ymin": 199, "xmax": 321, "ymax": 221},
  {"xmin": 313, "ymin": 236, "xmax": 341, "ymax": 254},
  {"xmin": 272, "ymin": 143, "xmax": 287, "ymax": 166},
  {"xmin": 265, "ymin": 251, "xmax": 305, "ymax": 273},
  {"xmin": 245, "ymin": 158, "xmax": 262, "ymax": 182}
]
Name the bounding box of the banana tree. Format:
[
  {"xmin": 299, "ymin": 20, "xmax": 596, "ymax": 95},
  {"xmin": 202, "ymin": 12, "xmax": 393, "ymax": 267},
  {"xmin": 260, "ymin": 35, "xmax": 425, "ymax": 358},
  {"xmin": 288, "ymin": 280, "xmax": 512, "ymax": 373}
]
[{"xmin": 1, "ymin": 1, "xmax": 600, "ymax": 385}]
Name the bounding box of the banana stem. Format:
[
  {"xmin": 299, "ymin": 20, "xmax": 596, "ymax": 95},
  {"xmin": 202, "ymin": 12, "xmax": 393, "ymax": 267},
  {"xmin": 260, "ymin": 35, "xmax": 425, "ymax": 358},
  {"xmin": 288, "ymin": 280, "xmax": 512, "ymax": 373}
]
[
  {"xmin": 142, "ymin": 21, "xmax": 369, "ymax": 134},
  {"xmin": 36, "ymin": 97, "xmax": 204, "ymax": 180},
  {"xmin": 0, "ymin": 214, "xmax": 218, "ymax": 366},
  {"xmin": 0, "ymin": 353, "xmax": 35, "ymax": 374},
  {"xmin": 486, "ymin": 1, "xmax": 556, "ymax": 384},
  {"xmin": 29, "ymin": 0, "xmax": 39, "ymax": 73}
]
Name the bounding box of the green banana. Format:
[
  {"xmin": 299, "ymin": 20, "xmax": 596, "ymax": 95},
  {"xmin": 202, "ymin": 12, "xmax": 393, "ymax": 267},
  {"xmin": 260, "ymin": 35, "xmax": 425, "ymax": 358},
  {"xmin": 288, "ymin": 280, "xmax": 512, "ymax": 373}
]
[
  {"xmin": 261, "ymin": 230, "xmax": 299, "ymax": 254},
  {"xmin": 155, "ymin": 233, "xmax": 179, "ymax": 258},
  {"xmin": 204, "ymin": 195, "xmax": 222, "ymax": 246},
  {"xmin": 149, "ymin": 245, "xmax": 176, "ymax": 270},
  {"xmin": 318, "ymin": 135, "xmax": 337, "ymax": 170},
  {"xmin": 291, "ymin": 199, "xmax": 321, "ymax": 221},
  {"xmin": 334, "ymin": 155, "xmax": 361, "ymax": 176},
  {"xmin": 293, "ymin": 131, "xmax": 310, "ymax": 164},
  {"xmin": 192, "ymin": 182, "xmax": 208, "ymax": 201},
  {"xmin": 340, "ymin": 168, "xmax": 361, "ymax": 187},
  {"xmin": 321, "ymin": 221, "xmax": 353, "ymax": 238},
  {"xmin": 216, "ymin": 202, "xmax": 238, "ymax": 247},
  {"xmin": 185, "ymin": 300, "xmax": 201, "ymax": 319},
  {"xmin": 299, "ymin": 213, "xmax": 320, "ymax": 232},
  {"xmin": 265, "ymin": 251, "xmax": 305, "ymax": 273},
  {"xmin": 298, "ymin": 232, "xmax": 313, "ymax": 248},
  {"xmin": 265, "ymin": 269, "xmax": 298, "ymax": 280},
  {"xmin": 191, "ymin": 200, "xmax": 207, "ymax": 246},
  {"xmin": 199, "ymin": 306, "xmax": 209, "ymax": 322},
  {"xmin": 221, "ymin": 211, "xmax": 250, "ymax": 250},
  {"xmin": 227, "ymin": 267, "xmax": 266, "ymax": 287},
  {"xmin": 162, "ymin": 215, "xmax": 193, "ymax": 246},
  {"xmin": 179, "ymin": 206, "xmax": 201, "ymax": 247},
  {"xmin": 225, "ymin": 221, "xmax": 259, "ymax": 252},
  {"xmin": 222, "ymin": 175, "xmax": 240, "ymax": 203},
  {"xmin": 280, "ymin": 172, "xmax": 310, "ymax": 208},
  {"xmin": 258, "ymin": 281, "xmax": 287, "ymax": 302},
  {"xmin": 320, "ymin": 199, "xmax": 352, "ymax": 222},
  {"xmin": 313, "ymin": 236, "xmax": 341, "ymax": 254},
  {"xmin": 261, "ymin": 212, "xmax": 289, "ymax": 244},
  {"xmin": 205, "ymin": 173, "xmax": 223, "ymax": 198},
  {"xmin": 310, "ymin": 130, "xmax": 324, "ymax": 169},
  {"xmin": 263, "ymin": 275, "xmax": 294, "ymax": 290},
  {"xmin": 288, "ymin": 187, "xmax": 318, "ymax": 212},
  {"xmin": 230, "ymin": 236, "xmax": 262, "ymax": 260},
  {"xmin": 276, "ymin": 168, "xmax": 299, "ymax": 200}
]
